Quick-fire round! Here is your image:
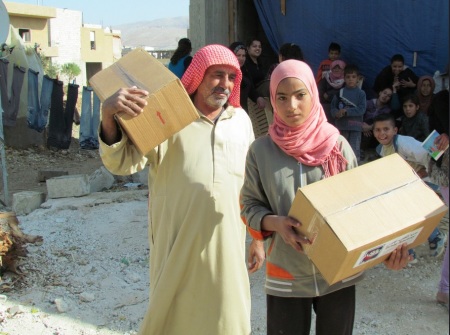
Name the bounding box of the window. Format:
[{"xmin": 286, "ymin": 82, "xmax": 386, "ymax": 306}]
[
  {"xmin": 90, "ymin": 31, "xmax": 96, "ymax": 50},
  {"xmin": 19, "ymin": 29, "xmax": 31, "ymax": 42}
]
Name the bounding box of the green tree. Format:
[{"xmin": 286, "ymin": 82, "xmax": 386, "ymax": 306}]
[{"xmin": 60, "ymin": 62, "xmax": 81, "ymax": 83}]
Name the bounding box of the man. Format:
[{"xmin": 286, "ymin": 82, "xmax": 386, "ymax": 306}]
[{"xmin": 99, "ymin": 44, "xmax": 255, "ymax": 335}]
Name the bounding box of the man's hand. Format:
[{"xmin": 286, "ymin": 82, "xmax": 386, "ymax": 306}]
[
  {"xmin": 383, "ymin": 243, "xmax": 411, "ymax": 270},
  {"xmin": 247, "ymin": 239, "xmax": 265, "ymax": 273},
  {"xmin": 102, "ymin": 86, "xmax": 149, "ymax": 121},
  {"xmin": 101, "ymin": 87, "xmax": 149, "ymax": 145}
]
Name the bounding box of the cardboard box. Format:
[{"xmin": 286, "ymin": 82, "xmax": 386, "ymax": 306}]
[
  {"xmin": 90, "ymin": 48, "xmax": 199, "ymax": 154},
  {"xmin": 288, "ymin": 154, "xmax": 448, "ymax": 285}
]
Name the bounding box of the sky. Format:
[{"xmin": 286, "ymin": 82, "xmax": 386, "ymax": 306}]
[{"xmin": 5, "ymin": 0, "xmax": 190, "ymax": 27}]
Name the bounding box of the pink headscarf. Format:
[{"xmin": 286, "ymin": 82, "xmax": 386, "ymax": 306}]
[
  {"xmin": 268, "ymin": 60, "xmax": 347, "ymax": 177},
  {"xmin": 181, "ymin": 44, "xmax": 242, "ymax": 108},
  {"xmin": 326, "ymin": 60, "xmax": 346, "ymax": 89}
]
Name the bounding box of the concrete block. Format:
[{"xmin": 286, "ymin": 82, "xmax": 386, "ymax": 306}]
[
  {"xmin": 37, "ymin": 170, "xmax": 69, "ymax": 182},
  {"xmin": 89, "ymin": 166, "xmax": 115, "ymax": 193},
  {"xmin": 12, "ymin": 191, "xmax": 46, "ymax": 215},
  {"xmin": 132, "ymin": 166, "xmax": 149, "ymax": 186},
  {"xmin": 46, "ymin": 174, "xmax": 90, "ymax": 199}
]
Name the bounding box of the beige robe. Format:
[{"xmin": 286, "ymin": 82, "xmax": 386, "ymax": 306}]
[{"xmin": 100, "ymin": 106, "xmax": 254, "ymax": 335}]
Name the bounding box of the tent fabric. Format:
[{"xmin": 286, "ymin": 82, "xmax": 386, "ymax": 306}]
[{"xmin": 253, "ymin": 0, "xmax": 449, "ymax": 90}]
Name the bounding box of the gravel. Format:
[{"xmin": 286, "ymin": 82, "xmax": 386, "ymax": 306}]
[{"xmin": 0, "ymin": 189, "xmax": 448, "ymax": 335}]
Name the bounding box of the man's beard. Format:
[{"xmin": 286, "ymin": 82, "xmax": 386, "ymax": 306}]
[{"xmin": 205, "ymin": 87, "xmax": 231, "ymax": 109}]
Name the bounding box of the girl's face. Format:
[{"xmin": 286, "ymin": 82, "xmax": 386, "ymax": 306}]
[
  {"xmin": 378, "ymin": 88, "xmax": 393, "ymax": 104},
  {"xmin": 420, "ymin": 79, "xmax": 433, "ymax": 97},
  {"xmin": 247, "ymin": 40, "xmax": 262, "ymax": 59},
  {"xmin": 235, "ymin": 49, "xmax": 246, "ymax": 67},
  {"xmin": 274, "ymin": 77, "xmax": 312, "ymax": 127},
  {"xmin": 331, "ymin": 65, "xmax": 344, "ymax": 76},
  {"xmin": 391, "ymin": 61, "xmax": 404, "ymax": 76},
  {"xmin": 403, "ymin": 100, "xmax": 419, "ymax": 118}
]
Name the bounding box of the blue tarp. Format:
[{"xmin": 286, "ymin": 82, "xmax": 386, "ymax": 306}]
[{"xmin": 253, "ymin": 0, "xmax": 449, "ymax": 88}]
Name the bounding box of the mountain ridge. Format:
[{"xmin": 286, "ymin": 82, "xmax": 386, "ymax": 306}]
[{"xmin": 113, "ymin": 16, "xmax": 189, "ymax": 50}]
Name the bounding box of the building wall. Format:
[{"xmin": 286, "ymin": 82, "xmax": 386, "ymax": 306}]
[
  {"xmin": 49, "ymin": 8, "xmax": 84, "ymax": 85},
  {"xmin": 189, "ymin": 0, "xmax": 229, "ymax": 52}
]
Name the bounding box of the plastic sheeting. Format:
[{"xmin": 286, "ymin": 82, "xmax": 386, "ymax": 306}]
[{"xmin": 253, "ymin": 0, "xmax": 449, "ymax": 88}]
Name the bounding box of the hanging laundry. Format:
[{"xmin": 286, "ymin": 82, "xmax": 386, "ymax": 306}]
[
  {"xmin": 79, "ymin": 86, "xmax": 100, "ymax": 150},
  {"xmin": 0, "ymin": 58, "xmax": 26, "ymax": 127},
  {"xmin": 46, "ymin": 80, "xmax": 79, "ymax": 149},
  {"xmin": 27, "ymin": 69, "xmax": 53, "ymax": 132}
]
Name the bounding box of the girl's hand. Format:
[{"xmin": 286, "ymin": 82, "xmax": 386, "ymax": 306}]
[
  {"xmin": 261, "ymin": 215, "xmax": 312, "ymax": 253},
  {"xmin": 247, "ymin": 239, "xmax": 265, "ymax": 273},
  {"xmin": 383, "ymin": 244, "xmax": 411, "ymax": 270}
]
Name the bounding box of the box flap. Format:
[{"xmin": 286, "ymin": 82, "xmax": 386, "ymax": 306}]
[
  {"xmin": 300, "ymin": 154, "xmax": 419, "ymax": 218},
  {"xmin": 90, "ymin": 48, "xmax": 176, "ymax": 101},
  {"xmin": 328, "ymin": 180, "xmax": 447, "ymax": 249}
]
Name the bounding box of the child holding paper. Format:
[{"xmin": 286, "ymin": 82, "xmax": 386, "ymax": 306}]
[{"xmin": 240, "ymin": 60, "xmax": 411, "ymax": 335}]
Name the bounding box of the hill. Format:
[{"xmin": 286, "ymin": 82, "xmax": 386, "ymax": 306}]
[{"xmin": 113, "ymin": 16, "xmax": 189, "ymax": 50}]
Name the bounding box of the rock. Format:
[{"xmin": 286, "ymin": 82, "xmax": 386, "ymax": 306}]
[
  {"xmin": 7, "ymin": 305, "xmax": 25, "ymax": 316},
  {"xmin": 79, "ymin": 292, "xmax": 95, "ymax": 302},
  {"xmin": 54, "ymin": 298, "xmax": 69, "ymax": 313}
]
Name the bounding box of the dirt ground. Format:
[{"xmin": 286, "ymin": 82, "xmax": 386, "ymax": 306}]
[{"xmin": 0, "ymin": 136, "xmax": 448, "ymax": 335}]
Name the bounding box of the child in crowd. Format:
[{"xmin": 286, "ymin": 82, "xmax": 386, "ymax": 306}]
[
  {"xmin": 416, "ymin": 75, "xmax": 435, "ymax": 115},
  {"xmin": 330, "ymin": 64, "xmax": 366, "ymax": 162},
  {"xmin": 241, "ymin": 59, "xmax": 411, "ymax": 335},
  {"xmin": 373, "ymin": 113, "xmax": 447, "ymax": 261},
  {"xmin": 399, "ymin": 94, "xmax": 430, "ymax": 142},
  {"xmin": 316, "ymin": 42, "xmax": 341, "ymax": 83},
  {"xmin": 318, "ymin": 60, "xmax": 346, "ymax": 123},
  {"xmin": 360, "ymin": 87, "xmax": 393, "ymax": 156},
  {"xmin": 373, "ymin": 54, "xmax": 419, "ymax": 117}
]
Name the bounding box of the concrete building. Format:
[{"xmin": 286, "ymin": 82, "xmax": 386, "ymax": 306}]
[
  {"xmin": 2, "ymin": 1, "xmax": 122, "ymax": 148},
  {"xmin": 5, "ymin": 1, "xmax": 122, "ymax": 86}
]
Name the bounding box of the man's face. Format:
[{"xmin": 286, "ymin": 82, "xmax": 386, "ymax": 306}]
[
  {"xmin": 373, "ymin": 120, "xmax": 397, "ymax": 146},
  {"xmin": 194, "ymin": 65, "xmax": 237, "ymax": 112}
]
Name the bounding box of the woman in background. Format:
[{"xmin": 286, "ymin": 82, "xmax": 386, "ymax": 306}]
[{"xmin": 168, "ymin": 38, "xmax": 192, "ymax": 79}]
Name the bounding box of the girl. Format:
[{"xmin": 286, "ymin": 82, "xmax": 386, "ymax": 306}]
[
  {"xmin": 318, "ymin": 60, "xmax": 346, "ymax": 122},
  {"xmin": 399, "ymin": 94, "xmax": 430, "ymax": 142},
  {"xmin": 241, "ymin": 59, "xmax": 411, "ymax": 335}
]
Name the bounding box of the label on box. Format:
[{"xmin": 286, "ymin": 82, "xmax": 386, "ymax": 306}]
[{"xmin": 353, "ymin": 227, "xmax": 423, "ymax": 267}]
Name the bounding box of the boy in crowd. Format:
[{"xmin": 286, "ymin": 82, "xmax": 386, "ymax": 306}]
[
  {"xmin": 316, "ymin": 42, "xmax": 341, "ymax": 83},
  {"xmin": 373, "ymin": 113, "xmax": 447, "ymax": 261},
  {"xmin": 330, "ymin": 64, "xmax": 366, "ymax": 162}
]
